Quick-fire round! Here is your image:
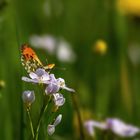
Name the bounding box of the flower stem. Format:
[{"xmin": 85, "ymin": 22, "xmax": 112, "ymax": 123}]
[
  {"xmin": 34, "ymin": 96, "xmax": 51, "ymax": 140},
  {"xmin": 71, "ymin": 94, "xmax": 85, "ymax": 140},
  {"xmin": 27, "ymin": 108, "xmax": 35, "ymax": 139}
]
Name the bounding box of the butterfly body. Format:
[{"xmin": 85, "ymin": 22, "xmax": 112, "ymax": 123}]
[{"xmin": 21, "ymin": 44, "xmax": 55, "ymax": 73}]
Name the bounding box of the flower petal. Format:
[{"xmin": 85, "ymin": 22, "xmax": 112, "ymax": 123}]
[
  {"xmin": 49, "ymin": 74, "xmax": 57, "ymax": 82},
  {"xmin": 22, "ymin": 76, "xmax": 38, "ymax": 83},
  {"xmin": 45, "ymin": 83, "xmax": 59, "ymax": 94},
  {"xmin": 84, "ymin": 121, "xmax": 95, "ymax": 136},
  {"xmin": 107, "ymin": 118, "xmax": 140, "ymax": 137},
  {"xmin": 47, "ymin": 125, "xmax": 55, "ymax": 135},
  {"xmin": 35, "ymin": 68, "xmax": 46, "ymax": 77},
  {"xmin": 62, "ymin": 86, "xmax": 75, "ymax": 92},
  {"xmin": 29, "ymin": 72, "xmax": 38, "ymax": 79},
  {"xmin": 42, "ymin": 74, "xmax": 50, "ymax": 81}
]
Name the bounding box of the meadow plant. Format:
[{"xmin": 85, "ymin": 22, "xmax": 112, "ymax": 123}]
[
  {"xmin": 21, "ymin": 44, "xmax": 75, "ymax": 140},
  {"xmin": 84, "ymin": 118, "xmax": 140, "ymax": 138}
]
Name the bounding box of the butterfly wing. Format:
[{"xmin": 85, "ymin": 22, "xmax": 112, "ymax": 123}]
[
  {"xmin": 21, "ymin": 44, "xmax": 55, "ymax": 73},
  {"xmin": 44, "ymin": 63, "xmax": 55, "ymax": 72},
  {"xmin": 21, "ymin": 44, "xmax": 43, "ymax": 73}
]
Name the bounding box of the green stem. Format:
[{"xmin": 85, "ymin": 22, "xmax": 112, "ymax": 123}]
[
  {"xmin": 27, "ymin": 108, "xmax": 35, "ymax": 139},
  {"xmin": 71, "ymin": 94, "xmax": 85, "ymax": 140},
  {"xmin": 34, "ymin": 96, "xmax": 51, "ymax": 140}
]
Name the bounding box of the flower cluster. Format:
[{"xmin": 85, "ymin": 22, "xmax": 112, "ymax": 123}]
[
  {"xmin": 22, "ymin": 68, "xmax": 74, "ymax": 107},
  {"xmin": 22, "ymin": 68, "xmax": 74, "ymax": 137},
  {"xmin": 30, "ymin": 35, "xmax": 76, "ymax": 63},
  {"xmin": 84, "ymin": 118, "xmax": 140, "ymax": 138}
]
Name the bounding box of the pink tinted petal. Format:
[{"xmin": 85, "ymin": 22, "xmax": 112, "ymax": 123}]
[{"xmin": 29, "ymin": 72, "xmax": 38, "ymax": 79}]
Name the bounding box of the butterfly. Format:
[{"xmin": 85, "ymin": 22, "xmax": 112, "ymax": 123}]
[{"xmin": 21, "ymin": 44, "xmax": 55, "ymax": 73}]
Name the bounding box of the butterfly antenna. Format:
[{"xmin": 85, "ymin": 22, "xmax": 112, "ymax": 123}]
[
  {"xmin": 46, "ymin": 58, "xmax": 49, "ymax": 64},
  {"xmin": 54, "ymin": 67, "xmax": 66, "ymax": 71}
]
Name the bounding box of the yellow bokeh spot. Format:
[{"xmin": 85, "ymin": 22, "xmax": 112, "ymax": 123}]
[
  {"xmin": 0, "ymin": 80, "xmax": 5, "ymax": 89},
  {"xmin": 117, "ymin": 0, "xmax": 140, "ymax": 16},
  {"xmin": 93, "ymin": 40, "xmax": 107, "ymax": 55}
]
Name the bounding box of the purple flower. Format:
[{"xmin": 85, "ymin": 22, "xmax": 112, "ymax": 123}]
[
  {"xmin": 53, "ymin": 93, "xmax": 65, "ymax": 106},
  {"xmin": 106, "ymin": 118, "xmax": 140, "ymax": 137},
  {"xmin": 22, "ymin": 68, "xmax": 50, "ymax": 84},
  {"xmin": 84, "ymin": 118, "xmax": 140, "ymax": 138},
  {"xmin": 57, "ymin": 78, "xmax": 75, "ymax": 92},
  {"xmin": 22, "ymin": 90, "xmax": 35, "ymax": 106},
  {"xmin": 45, "ymin": 74, "xmax": 59, "ymax": 94},
  {"xmin": 84, "ymin": 120, "xmax": 107, "ymax": 137},
  {"xmin": 47, "ymin": 114, "xmax": 62, "ymax": 135},
  {"xmin": 45, "ymin": 75, "xmax": 75, "ymax": 95}
]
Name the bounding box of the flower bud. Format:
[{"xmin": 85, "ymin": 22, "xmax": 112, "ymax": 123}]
[
  {"xmin": 22, "ymin": 90, "xmax": 35, "ymax": 106},
  {"xmin": 47, "ymin": 125, "xmax": 55, "ymax": 135},
  {"xmin": 53, "ymin": 114, "xmax": 62, "ymax": 126}
]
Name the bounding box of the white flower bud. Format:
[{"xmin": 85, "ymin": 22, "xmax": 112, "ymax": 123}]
[
  {"xmin": 22, "ymin": 90, "xmax": 35, "ymax": 106},
  {"xmin": 47, "ymin": 125, "xmax": 55, "ymax": 135}
]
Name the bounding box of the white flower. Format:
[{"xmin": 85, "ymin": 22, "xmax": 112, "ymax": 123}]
[
  {"xmin": 56, "ymin": 39, "xmax": 76, "ymax": 63},
  {"xmin": 47, "ymin": 114, "xmax": 62, "ymax": 135},
  {"xmin": 22, "ymin": 68, "xmax": 50, "ymax": 84},
  {"xmin": 30, "ymin": 35, "xmax": 76, "ymax": 63},
  {"xmin": 107, "ymin": 118, "xmax": 140, "ymax": 137},
  {"xmin": 43, "ymin": 0, "xmax": 63, "ymax": 17},
  {"xmin": 30, "ymin": 35, "xmax": 56, "ymax": 54}
]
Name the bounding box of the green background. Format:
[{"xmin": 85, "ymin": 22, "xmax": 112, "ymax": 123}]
[{"xmin": 0, "ymin": 0, "xmax": 140, "ymax": 139}]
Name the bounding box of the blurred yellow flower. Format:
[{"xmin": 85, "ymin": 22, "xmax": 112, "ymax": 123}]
[
  {"xmin": 118, "ymin": 0, "xmax": 140, "ymax": 16},
  {"xmin": 93, "ymin": 40, "xmax": 107, "ymax": 55},
  {"xmin": 0, "ymin": 80, "xmax": 5, "ymax": 89}
]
